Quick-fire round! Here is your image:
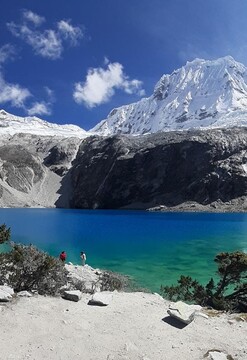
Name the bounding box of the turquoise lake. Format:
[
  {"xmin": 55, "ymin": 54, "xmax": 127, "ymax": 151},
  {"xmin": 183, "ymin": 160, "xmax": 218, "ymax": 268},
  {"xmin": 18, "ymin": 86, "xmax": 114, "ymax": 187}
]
[{"xmin": 0, "ymin": 209, "xmax": 247, "ymax": 292}]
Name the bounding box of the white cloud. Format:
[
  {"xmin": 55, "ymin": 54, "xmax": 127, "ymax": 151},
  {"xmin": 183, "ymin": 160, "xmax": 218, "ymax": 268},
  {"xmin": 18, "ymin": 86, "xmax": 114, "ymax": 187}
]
[
  {"xmin": 22, "ymin": 10, "xmax": 45, "ymax": 26},
  {"xmin": 7, "ymin": 11, "xmax": 84, "ymax": 60},
  {"xmin": 27, "ymin": 101, "xmax": 51, "ymax": 116},
  {"xmin": 0, "ymin": 74, "xmax": 31, "ymax": 108},
  {"xmin": 0, "ymin": 66, "xmax": 54, "ymax": 115},
  {"xmin": 29, "ymin": 29, "xmax": 62, "ymax": 59},
  {"xmin": 44, "ymin": 86, "xmax": 55, "ymax": 102},
  {"xmin": 57, "ymin": 20, "xmax": 83, "ymax": 46},
  {"xmin": 7, "ymin": 22, "xmax": 63, "ymax": 59},
  {"xmin": 73, "ymin": 61, "xmax": 144, "ymax": 108},
  {"xmin": 0, "ymin": 44, "xmax": 16, "ymax": 65}
]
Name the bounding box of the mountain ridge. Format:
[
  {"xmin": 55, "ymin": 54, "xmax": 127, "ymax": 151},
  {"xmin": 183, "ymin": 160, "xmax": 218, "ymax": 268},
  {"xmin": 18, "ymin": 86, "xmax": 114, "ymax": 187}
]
[{"xmin": 91, "ymin": 56, "xmax": 247, "ymax": 135}]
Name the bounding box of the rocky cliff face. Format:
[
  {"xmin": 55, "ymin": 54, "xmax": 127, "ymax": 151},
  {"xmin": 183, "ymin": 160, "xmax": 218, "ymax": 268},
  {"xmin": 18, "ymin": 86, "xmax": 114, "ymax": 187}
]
[
  {"xmin": 68, "ymin": 128, "xmax": 247, "ymax": 211},
  {"xmin": 1, "ymin": 127, "xmax": 247, "ymax": 211}
]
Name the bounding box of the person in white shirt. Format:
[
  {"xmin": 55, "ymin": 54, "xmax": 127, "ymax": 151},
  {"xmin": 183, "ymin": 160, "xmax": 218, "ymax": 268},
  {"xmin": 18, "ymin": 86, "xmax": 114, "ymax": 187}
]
[{"xmin": 80, "ymin": 251, "xmax": 86, "ymax": 266}]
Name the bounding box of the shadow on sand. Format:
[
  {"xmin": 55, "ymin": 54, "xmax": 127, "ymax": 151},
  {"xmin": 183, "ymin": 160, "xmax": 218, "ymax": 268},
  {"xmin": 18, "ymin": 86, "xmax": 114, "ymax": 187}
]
[{"xmin": 162, "ymin": 316, "xmax": 188, "ymax": 329}]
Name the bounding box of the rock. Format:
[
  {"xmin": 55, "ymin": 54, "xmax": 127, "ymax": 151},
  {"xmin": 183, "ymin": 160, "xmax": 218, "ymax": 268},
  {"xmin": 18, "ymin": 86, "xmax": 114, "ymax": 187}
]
[
  {"xmin": 17, "ymin": 291, "xmax": 32, "ymax": 297},
  {"xmin": 167, "ymin": 301, "xmax": 196, "ymax": 324},
  {"xmin": 0, "ymin": 289, "xmax": 12, "ymax": 302},
  {"xmin": 204, "ymin": 350, "xmax": 234, "ymax": 360},
  {"xmin": 88, "ymin": 291, "xmax": 113, "ymax": 306},
  {"xmin": 62, "ymin": 290, "xmax": 82, "ymax": 302},
  {"xmin": 65, "ymin": 264, "xmax": 101, "ymax": 293},
  {"xmin": 194, "ymin": 311, "xmax": 209, "ymax": 319},
  {"xmin": 0, "ymin": 285, "xmax": 14, "ymax": 296}
]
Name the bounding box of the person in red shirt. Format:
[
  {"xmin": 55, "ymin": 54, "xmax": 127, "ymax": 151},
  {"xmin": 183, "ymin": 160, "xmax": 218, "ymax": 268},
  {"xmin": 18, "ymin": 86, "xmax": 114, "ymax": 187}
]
[{"xmin": 59, "ymin": 251, "xmax": 67, "ymax": 262}]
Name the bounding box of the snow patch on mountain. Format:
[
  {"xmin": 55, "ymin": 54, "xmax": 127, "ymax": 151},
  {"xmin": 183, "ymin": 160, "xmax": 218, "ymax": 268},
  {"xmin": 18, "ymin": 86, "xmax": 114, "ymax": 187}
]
[
  {"xmin": 91, "ymin": 56, "xmax": 247, "ymax": 135},
  {"xmin": 0, "ymin": 110, "xmax": 90, "ymax": 138}
]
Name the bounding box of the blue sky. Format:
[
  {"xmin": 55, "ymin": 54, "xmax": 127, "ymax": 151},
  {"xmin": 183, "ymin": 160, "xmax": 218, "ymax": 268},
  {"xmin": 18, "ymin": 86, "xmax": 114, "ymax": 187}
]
[{"xmin": 1, "ymin": 0, "xmax": 247, "ymax": 130}]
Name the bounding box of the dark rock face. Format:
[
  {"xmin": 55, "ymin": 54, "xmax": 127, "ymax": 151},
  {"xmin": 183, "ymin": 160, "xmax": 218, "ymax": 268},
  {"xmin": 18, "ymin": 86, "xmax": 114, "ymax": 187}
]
[{"xmin": 69, "ymin": 128, "xmax": 247, "ymax": 210}]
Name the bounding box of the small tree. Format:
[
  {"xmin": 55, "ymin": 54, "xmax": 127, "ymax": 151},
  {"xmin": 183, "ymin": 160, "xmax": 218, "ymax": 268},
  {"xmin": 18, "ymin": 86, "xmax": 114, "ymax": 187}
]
[
  {"xmin": 161, "ymin": 251, "xmax": 247, "ymax": 312},
  {"xmin": 0, "ymin": 224, "xmax": 10, "ymax": 244},
  {"xmin": 0, "ymin": 243, "xmax": 68, "ymax": 295}
]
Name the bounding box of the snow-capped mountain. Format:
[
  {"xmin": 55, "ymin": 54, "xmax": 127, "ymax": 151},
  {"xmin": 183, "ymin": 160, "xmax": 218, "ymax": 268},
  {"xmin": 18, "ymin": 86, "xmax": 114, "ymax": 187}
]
[
  {"xmin": 91, "ymin": 56, "xmax": 247, "ymax": 135},
  {"xmin": 0, "ymin": 109, "xmax": 89, "ymax": 138}
]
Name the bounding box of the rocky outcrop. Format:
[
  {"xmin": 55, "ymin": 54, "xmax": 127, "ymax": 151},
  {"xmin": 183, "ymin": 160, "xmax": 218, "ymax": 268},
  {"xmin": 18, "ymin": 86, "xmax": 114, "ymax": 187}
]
[
  {"xmin": 68, "ymin": 128, "xmax": 247, "ymax": 211},
  {"xmin": 65, "ymin": 264, "xmax": 102, "ymax": 293}
]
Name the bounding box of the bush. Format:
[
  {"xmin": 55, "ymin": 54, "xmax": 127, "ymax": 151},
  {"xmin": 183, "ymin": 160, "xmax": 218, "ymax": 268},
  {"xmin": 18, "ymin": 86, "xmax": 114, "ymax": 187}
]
[
  {"xmin": 0, "ymin": 224, "xmax": 10, "ymax": 244},
  {"xmin": 161, "ymin": 251, "xmax": 247, "ymax": 312},
  {"xmin": 99, "ymin": 271, "xmax": 129, "ymax": 292},
  {"xmin": 0, "ymin": 242, "xmax": 68, "ymax": 296}
]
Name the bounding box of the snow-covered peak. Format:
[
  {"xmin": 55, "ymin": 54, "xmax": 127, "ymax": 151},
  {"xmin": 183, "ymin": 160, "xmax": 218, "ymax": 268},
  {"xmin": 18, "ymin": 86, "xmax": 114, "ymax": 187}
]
[
  {"xmin": 91, "ymin": 56, "xmax": 247, "ymax": 135},
  {"xmin": 0, "ymin": 110, "xmax": 90, "ymax": 138}
]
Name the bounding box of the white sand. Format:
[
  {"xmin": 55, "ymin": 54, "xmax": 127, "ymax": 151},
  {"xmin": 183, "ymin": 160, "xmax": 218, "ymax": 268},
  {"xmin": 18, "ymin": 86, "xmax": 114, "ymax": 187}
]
[{"xmin": 0, "ymin": 292, "xmax": 246, "ymax": 360}]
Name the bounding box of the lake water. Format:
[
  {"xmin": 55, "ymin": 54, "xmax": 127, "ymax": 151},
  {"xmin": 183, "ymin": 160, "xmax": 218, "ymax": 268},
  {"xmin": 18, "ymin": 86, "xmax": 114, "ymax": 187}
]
[{"xmin": 0, "ymin": 209, "xmax": 247, "ymax": 292}]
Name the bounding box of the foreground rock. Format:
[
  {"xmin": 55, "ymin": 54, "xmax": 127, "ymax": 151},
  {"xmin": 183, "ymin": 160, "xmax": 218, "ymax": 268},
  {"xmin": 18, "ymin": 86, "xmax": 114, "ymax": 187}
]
[
  {"xmin": 17, "ymin": 291, "xmax": 32, "ymax": 297},
  {"xmin": 62, "ymin": 290, "xmax": 82, "ymax": 302},
  {"xmin": 0, "ymin": 286, "xmax": 14, "ymax": 302},
  {"xmin": 167, "ymin": 301, "xmax": 203, "ymax": 324},
  {"xmin": 88, "ymin": 291, "xmax": 113, "ymax": 306},
  {"xmin": 204, "ymin": 350, "xmax": 234, "ymax": 360}
]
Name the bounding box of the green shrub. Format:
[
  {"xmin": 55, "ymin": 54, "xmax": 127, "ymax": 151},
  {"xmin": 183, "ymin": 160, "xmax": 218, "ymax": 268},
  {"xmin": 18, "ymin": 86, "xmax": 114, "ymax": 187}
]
[
  {"xmin": 0, "ymin": 224, "xmax": 10, "ymax": 244},
  {"xmin": 0, "ymin": 242, "xmax": 68, "ymax": 295},
  {"xmin": 99, "ymin": 271, "xmax": 129, "ymax": 292},
  {"xmin": 161, "ymin": 251, "xmax": 247, "ymax": 312}
]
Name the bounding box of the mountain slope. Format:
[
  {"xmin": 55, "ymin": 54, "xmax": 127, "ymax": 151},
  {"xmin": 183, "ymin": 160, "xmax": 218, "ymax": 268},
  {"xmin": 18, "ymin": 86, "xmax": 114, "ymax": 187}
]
[
  {"xmin": 91, "ymin": 56, "xmax": 247, "ymax": 135},
  {"xmin": 0, "ymin": 133, "xmax": 82, "ymax": 207}
]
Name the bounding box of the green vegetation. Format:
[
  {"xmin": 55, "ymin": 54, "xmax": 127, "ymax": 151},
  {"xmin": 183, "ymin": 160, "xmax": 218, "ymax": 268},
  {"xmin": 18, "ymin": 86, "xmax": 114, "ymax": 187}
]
[
  {"xmin": 0, "ymin": 224, "xmax": 11, "ymax": 244},
  {"xmin": 0, "ymin": 223, "xmax": 67, "ymax": 295},
  {"xmin": 161, "ymin": 251, "xmax": 247, "ymax": 312}
]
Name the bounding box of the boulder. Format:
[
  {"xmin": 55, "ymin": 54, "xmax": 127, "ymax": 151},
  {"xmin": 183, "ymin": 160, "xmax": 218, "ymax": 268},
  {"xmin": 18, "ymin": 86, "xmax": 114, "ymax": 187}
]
[
  {"xmin": 62, "ymin": 290, "xmax": 82, "ymax": 302},
  {"xmin": 204, "ymin": 350, "xmax": 234, "ymax": 360},
  {"xmin": 65, "ymin": 264, "xmax": 101, "ymax": 293},
  {"xmin": 88, "ymin": 291, "xmax": 113, "ymax": 306},
  {"xmin": 0, "ymin": 289, "xmax": 12, "ymax": 302},
  {"xmin": 17, "ymin": 291, "xmax": 32, "ymax": 297},
  {"xmin": 167, "ymin": 301, "xmax": 196, "ymax": 324},
  {"xmin": 0, "ymin": 285, "xmax": 14, "ymax": 296}
]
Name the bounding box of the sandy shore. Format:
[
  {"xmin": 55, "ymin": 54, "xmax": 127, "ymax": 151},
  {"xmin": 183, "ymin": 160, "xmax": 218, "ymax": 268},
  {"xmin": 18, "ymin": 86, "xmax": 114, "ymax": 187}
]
[{"xmin": 0, "ymin": 292, "xmax": 246, "ymax": 360}]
